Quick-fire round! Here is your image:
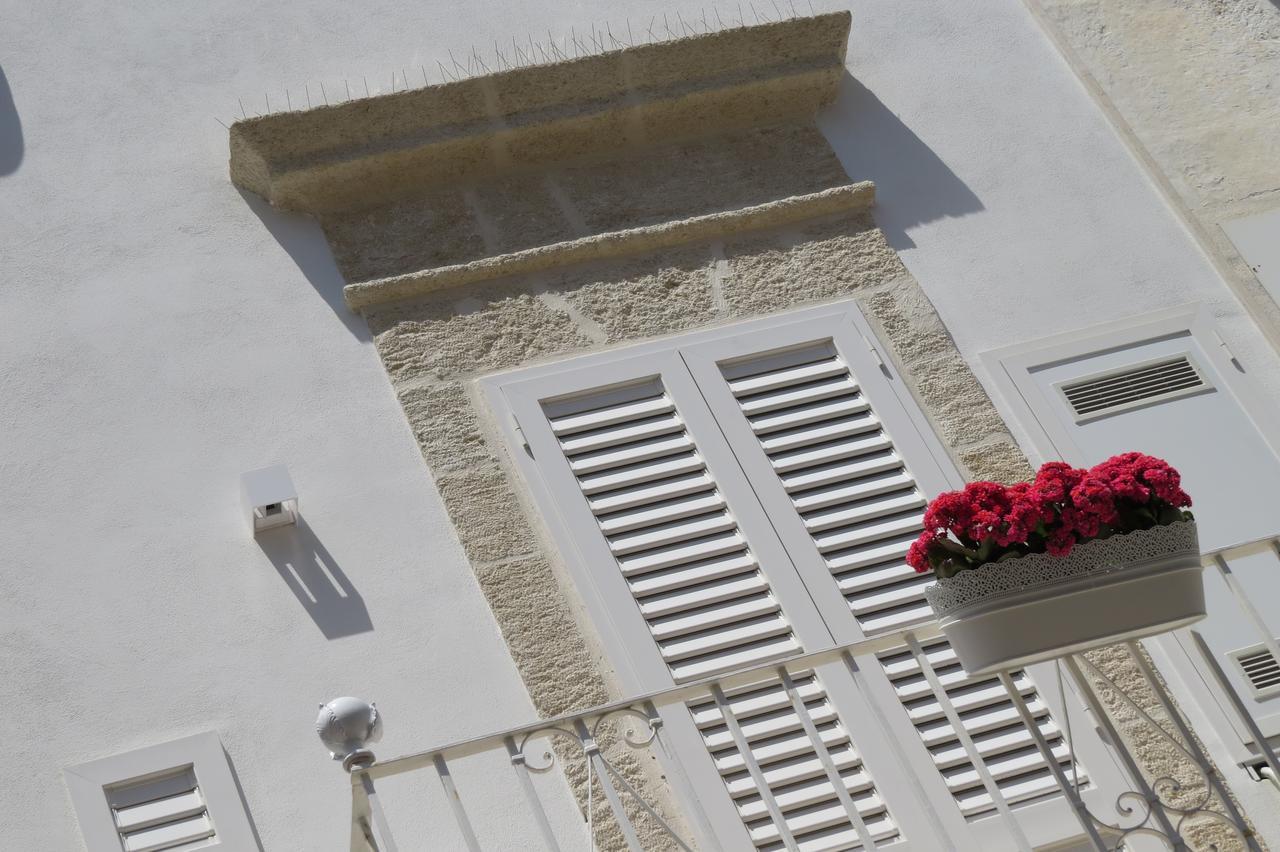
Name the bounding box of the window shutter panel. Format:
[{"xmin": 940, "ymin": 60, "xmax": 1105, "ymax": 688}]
[
  {"xmin": 500, "ymin": 356, "xmax": 926, "ymax": 850},
  {"xmin": 679, "ymin": 307, "xmax": 1098, "ymax": 832},
  {"xmin": 540, "ymin": 377, "xmax": 801, "ymax": 682},
  {"xmin": 106, "ymin": 767, "xmax": 215, "ymax": 852}
]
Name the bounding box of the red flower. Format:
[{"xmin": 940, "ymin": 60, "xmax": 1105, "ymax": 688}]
[{"xmin": 907, "ymin": 532, "xmax": 936, "ymax": 573}]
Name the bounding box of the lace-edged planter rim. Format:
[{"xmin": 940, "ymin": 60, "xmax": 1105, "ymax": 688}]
[{"xmin": 924, "ymin": 521, "xmax": 1205, "ymax": 677}]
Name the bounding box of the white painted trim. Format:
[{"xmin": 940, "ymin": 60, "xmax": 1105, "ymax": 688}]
[{"xmin": 64, "ymin": 731, "xmax": 259, "ymax": 852}]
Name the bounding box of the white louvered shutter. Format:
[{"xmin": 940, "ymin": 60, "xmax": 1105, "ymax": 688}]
[
  {"xmin": 498, "ymin": 347, "xmax": 950, "ymax": 851},
  {"xmin": 679, "ymin": 305, "xmax": 1132, "ymax": 848},
  {"xmin": 106, "ymin": 767, "xmax": 215, "ymax": 852}
]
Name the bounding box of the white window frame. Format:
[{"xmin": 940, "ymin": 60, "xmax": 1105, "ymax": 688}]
[{"xmin": 64, "ymin": 731, "xmax": 259, "ymax": 852}]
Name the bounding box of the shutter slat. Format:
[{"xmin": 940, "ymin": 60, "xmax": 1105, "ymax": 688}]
[
  {"xmin": 121, "ymin": 814, "xmax": 215, "ymax": 852},
  {"xmin": 627, "ymin": 552, "xmax": 758, "ymax": 596},
  {"xmin": 801, "ymin": 490, "xmax": 926, "ymax": 533},
  {"xmin": 758, "ymin": 414, "xmax": 882, "ymax": 455},
  {"xmin": 650, "ymin": 595, "xmax": 782, "ymax": 641},
  {"xmin": 608, "ymin": 511, "xmax": 739, "ymax": 556},
  {"xmin": 639, "ymin": 573, "xmax": 770, "ymax": 619},
  {"xmin": 568, "ymin": 433, "xmax": 694, "ymax": 475},
  {"xmin": 558, "ymin": 413, "xmax": 685, "ymax": 455},
  {"xmin": 589, "ymin": 471, "xmax": 716, "ymax": 513},
  {"xmin": 548, "ymin": 391, "xmax": 673, "ymax": 434},
  {"xmin": 739, "ymin": 376, "xmax": 861, "ymax": 417}
]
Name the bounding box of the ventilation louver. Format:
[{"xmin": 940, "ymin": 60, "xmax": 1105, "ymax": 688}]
[
  {"xmin": 107, "ymin": 766, "xmax": 214, "ymax": 852},
  {"xmin": 1058, "ymin": 355, "xmax": 1208, "ymax": 422},
  {"xmin": 1231, "ymin": 644, "xmax": 1280, "ymax": 699}
]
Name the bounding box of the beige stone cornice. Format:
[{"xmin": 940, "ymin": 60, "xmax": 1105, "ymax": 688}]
[
  {"xmin": 343, "ymin": 181, "xmax": 875, "ymax": 309},
  {"xmin": 229, "ymin": 13, "xmax": 852, "ymax": 213}
]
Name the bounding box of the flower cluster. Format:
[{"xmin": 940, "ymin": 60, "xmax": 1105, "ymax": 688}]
[{"xmin": 908, "ymin": 452, "xmax": 1193, "ymax": 578}]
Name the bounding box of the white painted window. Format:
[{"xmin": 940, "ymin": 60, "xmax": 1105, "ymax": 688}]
[
  {"xmin": 983, "ymin": 305, "xmax": 1280, "ymax": 761},
  {"xmin": 65, "ymin": 732, "xmax": 259, "ymax": 852},
  {"xmin": 486, "ymin": 301, "xmax": 1132, "ymax": 850}
]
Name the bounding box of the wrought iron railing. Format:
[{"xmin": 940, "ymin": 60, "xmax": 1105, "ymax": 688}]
[{"xmin": 327, "ymin": 543, "xmax": 1280, "ymax": 852}]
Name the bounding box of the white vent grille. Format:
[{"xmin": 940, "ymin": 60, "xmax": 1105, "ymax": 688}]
[
  {"xmin": 720, "ymin": 342, "xmax": 933, "ymax": 634},
  {"xmin": 879, "ymin": 638, "xmax": 1086, "ymax": 818},
  {"xmin": 106, "ymin": 766, "xmax": 214, "ymax": 852},
  {"xmin": 544, "ymin": 378, "xmax": 800, "ymax": 682},
  {"xmin": 1231, "ymin": 643, "xmax": 1280, "ymax": 699},
  {"xmin": 690, "ymin": 672, "xmax": 899, "ymax": 850},
  {"xmin": 1058, "ymin": 355, "xmax": 1207, "ymax": 421}
]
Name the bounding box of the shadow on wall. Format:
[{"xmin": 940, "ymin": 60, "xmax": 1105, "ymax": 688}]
[
  {"xmin": 0, "ymin": 67, "xmax": 22, "ymax": 176},
  {"xmin": 224, "ymin": 748, "xmax": 266, "ymax": 851},
  {"xmin": 239, "ymin": 189, "xmax": 368, "ymax": 340},
  {"xmin": 257, "ymin": 519, "xmax": 373, "ymax": 639},
  {"xmin": 819, "ymin": 72, "xmax": 983, "ymax": 249}
]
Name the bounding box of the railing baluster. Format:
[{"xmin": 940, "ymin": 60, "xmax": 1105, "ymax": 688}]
[
  {"xmin": 504, "ymin": 736, "xmax": 563, "ymax": 852},
  {"xmin": 359, "ymin": 773, "xmax": 401, "ymax": 852},
  {"xmin": 1122, "ymin": 641, "xmax": 1262, "ymax": 852},
  {"xmin": 643, "ymin": 701, "xmax": 725, "ymax": 852},
  {"xmin": 999, "ymin": 669, "xmax": 1110, "ymax": 852},
  {"xmin": 433, "ymin": 753, "xmax": 482, "ymax": 851},
  {"xmin": 1217, "ymin": 550, "xmax": 1280, "ymax": 671},
  {"xmin": 573, "ymin": 719, "xmax": 644, "ymax": 852},
  {"xmin": 905, "ymin": 635, "xmax": 1032, "ymax": 852},
  {"xmin": 777, "ymin": 666, "xmax": 877, "ymax": 851},
  {"xmin": 1187, "ymin": 629, "xmax": 1280, "ymax": 781},
  {"xmin": 711, "ymin": 683, "xmax": 800, "ymax": 851}
]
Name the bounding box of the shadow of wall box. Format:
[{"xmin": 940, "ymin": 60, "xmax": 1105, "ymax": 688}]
[{"xmin": 240, "ymin": 464, "xmax": 299, "ymax": 534}]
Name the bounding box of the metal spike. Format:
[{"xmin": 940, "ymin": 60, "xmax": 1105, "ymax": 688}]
[
  {"xmin": 437, "ymin": 59, "xmax": 453, "ymax": 81},
  {"xmin": 238, "ymin": 98, "xmax": 247, "ymax": 119},
  {"xmin": 285, "ymin": 89, "xmax": 291, "ymax": 110},
  {"xmin": 215, "ymin": 116, "xmax": 229, "ymax": 129},
  {"xmin": 264, "ymin": 93, "xmax": 270, "ymax": 113},
  {"xmin": 305, "ymin": 83, "xmax": 311, "ymax": 108},
  {"xmin": 345, "ymin": 79, "xmax": 352, "ymax": 100},
  {"xmin": 363, "ymin": 76, "xmax": 369, "ymax": 97},
  {"xmin": 320, "ymin": 82, "xmax": 328, "ymax": 105}
]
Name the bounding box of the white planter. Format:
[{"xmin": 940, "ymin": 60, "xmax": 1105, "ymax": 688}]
[{"xmin": 924, "ymin": 521, "xmax": 1204, "ymax": 676}]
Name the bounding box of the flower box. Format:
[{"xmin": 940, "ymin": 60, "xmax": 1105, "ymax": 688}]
[
  {"xmin": 924, "ymin": 520, "xmax": 1204, "ymax": 676},
  {"xmin": 910, "ymin": 453, "xmax": 1205, "ymax": 676}
]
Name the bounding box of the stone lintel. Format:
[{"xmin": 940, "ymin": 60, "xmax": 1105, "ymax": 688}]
[
  {"xmin": 228, "ymin": 13, "xmax": 852, "ymax": 213},
  {"xmin": 343, "ymin": 181, "xmax": 876, "ymax": 310}
]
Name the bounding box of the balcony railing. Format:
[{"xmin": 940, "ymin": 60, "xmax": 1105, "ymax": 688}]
[{"xmin": 331, "ymin": 541, "xmax": 1280, "ymax": 852}]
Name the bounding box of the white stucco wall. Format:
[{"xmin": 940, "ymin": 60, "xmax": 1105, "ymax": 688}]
[{"xmin": 3, "ymin": 0, "xmax": 1278, "ymax": 849}]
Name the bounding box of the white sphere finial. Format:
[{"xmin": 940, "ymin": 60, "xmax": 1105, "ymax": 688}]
[{"xmin": 317, "ymin": 697, "xmax": 383, "ymax": 771}]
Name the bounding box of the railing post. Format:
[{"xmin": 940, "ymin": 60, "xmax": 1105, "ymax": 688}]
[
  {"xmin": 998, "ymin": 670, "xmax": 1110, "ymax": 851},
  {"xmin": 573, "ymin": 719, "xmax": 645, "ymax": 852},
  {"xmin": 433, "ymin": 753, "xmax": 482, "ymax": 851},
  {"xmin": 1217, "ymin": 550, "xmax": 1280, "ymax": 676},
  {"xmin": 1122, "ymin": 641, "xmax": 1262, "ymax": 852},
  {"xmin": 906, "ymin": 635, "xmax": 1033, "ymax": 852},
  {"xmin": 711, "ymin": 683, "xmax": 799, "ymax": 850},
  {"xmin": 1063, "ymin": 656, "xmax": 1185, "ymax": 850},
  {"xmin": 504, "ymin": 736, "xmax": 563, "ymax": 852},
  {"xmin": 1187, "ymin": 629, "xmax": 1280, "ymax": 782}
]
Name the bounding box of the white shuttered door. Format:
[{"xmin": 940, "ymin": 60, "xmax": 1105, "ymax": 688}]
[
  {"xmin": 492, "ymin": 302, "xmax": 1132, "ymax": 850},
  {"xmin": 500, "ymin": 347, "xmax": 947, "ymax": 851}
]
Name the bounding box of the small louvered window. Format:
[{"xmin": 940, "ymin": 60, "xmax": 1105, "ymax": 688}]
[
  {"xmin": 1231, "ymin": 644, "xmax": 1280, "ymax": 699},
  {"xmin": 107, "ymin": 767, "xmax": 214, "ymax": 852},
  {"xmin": 1057, "ymin": 354, "xmax": 1208, "ymax": 422},
  {"xmin": 65, "ymin": 732, "xmax": 258, "ymax": 852}
]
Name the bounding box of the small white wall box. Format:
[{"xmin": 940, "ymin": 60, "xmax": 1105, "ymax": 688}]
[{"xmin": 240, "ymin": 464, "xmax": 299, "ymax": 534}]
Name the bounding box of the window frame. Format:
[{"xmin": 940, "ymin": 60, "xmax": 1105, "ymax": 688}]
[{"xmin": 64, "ymin": 731, "xmax": 259, "ymax": 852}]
